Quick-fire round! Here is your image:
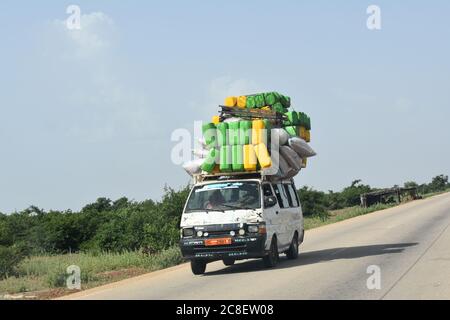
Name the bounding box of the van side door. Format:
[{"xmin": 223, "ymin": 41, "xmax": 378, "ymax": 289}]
[
  {"xmin": 261, "ymin": 183, "xmax": 281, "ymax": 250},
  {"xmin": 272, "ymin": 183, "xmax": 292, "ymax": 248}
]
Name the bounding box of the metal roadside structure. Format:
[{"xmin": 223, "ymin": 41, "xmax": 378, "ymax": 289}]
[{"xmin": 360, "ymin": 187, "xmax": 420, "ymax": 208}]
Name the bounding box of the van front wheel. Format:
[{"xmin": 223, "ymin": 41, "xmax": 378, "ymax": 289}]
[
  {"xmin": 191, "ymin": 259, "xmax": 207, "ymax": 275},
  {"xmin": 263, "ymin": 237, "xmax": 279, "ymax": 268}
]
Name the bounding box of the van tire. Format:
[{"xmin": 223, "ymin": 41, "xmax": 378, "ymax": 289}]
[
  {"xmin": 223, "ymin": 258, "xmax": 235, "ymax": 266},
  {"xmin": 263, "ymin": 237, "xmax": 279, "ymax": 268},
  {"xmin": 286, "ymin": 233, "xmax": 299, "ymax": 260},
  {"xmin": 191, "ymin": 259, "xmax": 207, "ymax": 275}
]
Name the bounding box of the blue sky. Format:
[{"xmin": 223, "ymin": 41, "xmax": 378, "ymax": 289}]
[{"xmin": 0, "ymin": 1, "xmax": 449, "ymax": 212}]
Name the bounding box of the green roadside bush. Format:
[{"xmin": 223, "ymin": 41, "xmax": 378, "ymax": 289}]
[{"xmin": 0, "ymin": 245, "xmax": 25, "ymax": 279}]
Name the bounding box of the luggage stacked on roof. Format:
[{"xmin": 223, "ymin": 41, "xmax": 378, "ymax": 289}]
[{"xmin": 183, "ymin": 92, "xmax": 316, "ymax": 180}]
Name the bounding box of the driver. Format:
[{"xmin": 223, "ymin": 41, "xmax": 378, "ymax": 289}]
[{"xmin": 205, "ymin": 190, "xmax": 225, "ymax": 210}]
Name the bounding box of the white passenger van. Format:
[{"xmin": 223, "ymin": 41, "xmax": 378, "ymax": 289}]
[{"xmin": 179, "ymin": 173, "xmax": 304, "ymax": 275}]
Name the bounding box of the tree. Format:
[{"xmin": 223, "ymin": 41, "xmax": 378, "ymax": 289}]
[
  {"xmin": 404, "ymin": 181, "xmax": 419, "ymax": 189},
  {"xmin": 428, "ymin": 175, "xmax": 449, "ymax": 192},
  {"xmin": 297, "ymin": 186, "xmax": 328, "ymax": 217},
  {"xmin": 0, "ymin": 245, "xmax": 25, "ymax": 279},
  {"xmin": 324, "ymin": 191, "xmax": 345, "ymax": 210},
  {"xmin": 340, "ymin": 180, "xmax": 371, "ymax": 207},
  {"xmin": 81, "ymin": 197, "xmax": 112, "ymax": 213}
]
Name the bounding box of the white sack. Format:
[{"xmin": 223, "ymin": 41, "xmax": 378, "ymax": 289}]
[
  {"xmin": 279, "ymin": 153, "xmax": 300, "ymax": 179},
  {"xmin": 272, "ymin": 128, "xmax": 290, "ymax": 146},
  {"xmin": 224, "ymin": 117, "xmax": 242, "ymax": 123},
  {"xmin": 280, "ymin": 146, "xmax": 303, "ymax": 171},
  {"xmin": 182, "ymin": 159, "xmax": 204, "ymax": 176},
  {"xmin": 288, "ymin": 137, "xmax": 317, "ymax": 158}
]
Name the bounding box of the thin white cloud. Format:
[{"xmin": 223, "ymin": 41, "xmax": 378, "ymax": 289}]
[
  {"xmin": 48, "ymin": 12, "xmax": 115, "ymax": 60},
  {"xmin": 38, "ymin": 12, "xmax": 159, "ymax": 142}
]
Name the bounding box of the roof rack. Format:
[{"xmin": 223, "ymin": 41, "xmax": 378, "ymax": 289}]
[
  {"xmin": 194, "ymin": 171, "xmax": 264, "ymax": 183},
  {"xmin": 192, "ymin": 171, "xmax": 293, "ymax": 184},
  {"xmin": 218, "ymin": 106, "xmax": 286, "ymax": 126}
]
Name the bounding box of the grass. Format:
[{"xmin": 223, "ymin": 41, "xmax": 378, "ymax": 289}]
[
  {"xmin": 422, "ymin": 188, "xmax": 450, "ymax": 199},
  {"xmin": 304, "ymin": 203, "xmax": 395, "ymax": 230},
  {"xmin": 304, "ymin": 190, "xmax": 450, "ymax": 230},
  {"xmin": 0, "ymin": 247, "xmax": 183, "ymax": 298}
]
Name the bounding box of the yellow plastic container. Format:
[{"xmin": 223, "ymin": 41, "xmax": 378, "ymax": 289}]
[
  {"xmin": 252, "ymin": 120, "xmax": 266, "ymax": 145},
  {"xmin": 254, "ymin": 143, "xmax": 272, "ymax": 169},
  {"xmin": 305, "ymin": 130, "xmax": 311, "ymax": 142},
  {"xmin": 243, "ymin": 144, "xmax": 257, "ymax": 171},
  {"xmin": 299, "ymin": 126, "xmax": 308, "ymax": 141},
  {"xmin": 224, "ymin": 96, "xmax": 237, "ymax": 107},
  {"xmin": 237, "ymin": 96, "xmax": 247, "ymax": 108},
  {"xmin": 212, "ymin": 115, "xmax": 220, "ymax": 125},
  {"xmin": 253, "ymin": 120, "xmax": 265, "ymax": 129}
]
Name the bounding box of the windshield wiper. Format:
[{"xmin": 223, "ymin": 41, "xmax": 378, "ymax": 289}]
[
  {"xmin": 205, "ymin": 208, "xmax": 225, "ymax": 213},
  {"xmin": 220, "ymin": 204, "xmax": 244, "ymax": 210},
  {"xmin": 186, "ymin": 209, "xmax": 224, "ymax": 213}
]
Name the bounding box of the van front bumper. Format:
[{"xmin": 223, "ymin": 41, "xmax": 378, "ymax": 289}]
[{"xmin": 180, "ymin": 234, "xmax": 267, "ymax": 260}]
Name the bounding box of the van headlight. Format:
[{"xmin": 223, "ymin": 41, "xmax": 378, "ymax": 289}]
[
  {"xmin": 248, "ymin": 225, "xmax": 259, "ymax": 233},
  {"xmin": 182, "ymin": 228, "xmax": 194, "ymax": 237}
]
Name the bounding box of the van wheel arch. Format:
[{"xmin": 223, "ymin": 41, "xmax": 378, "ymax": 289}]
[
  {"xmin": 286, "ymin": 232, "xmax": 299, "ymax": 260},
  {"xmin": 263, "ymin": 235, "xmax": 279, "ymax": 267}
]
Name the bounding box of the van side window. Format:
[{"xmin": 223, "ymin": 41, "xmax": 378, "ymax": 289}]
[
  {"xmin": 287, "ymin": 184, "xmax": 299, "ymax": 207},
  {"xmin": 262, "ymin": 184, "xmax": 274, "ymax": 197},
  {"xmin": 272, "ymin": 184, "xmax": 284, "ymax": 208},
  {"xmin": 283, "ymin": 184, "xmax": 294, "ymax": 207},
  {"xmin": 274, "ymin": 184, "xmax": 289, "ymax": 208}
]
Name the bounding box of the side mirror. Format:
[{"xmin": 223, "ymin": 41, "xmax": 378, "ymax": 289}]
[{"xmin": 264, "ymin": 196, "xmax": 277, "ymax": 208}]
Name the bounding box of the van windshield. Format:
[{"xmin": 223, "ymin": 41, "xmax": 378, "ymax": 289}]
[{"xmin": 185, "ymin": 181, "xmax": 261, "ymax": 213}]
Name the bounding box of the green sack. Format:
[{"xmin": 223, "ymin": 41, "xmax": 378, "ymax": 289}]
[
  {"xmin": 297, "ymin": 112, "xmax": 305, "ymax": 127},
  {"xmin": 297, "ymin": 112, "xmax": 311, "ymax": 129},
  {"xmin": 280, "ymin": 95, "xmax": 291, "ymax": 108},
  {"xmin": 264, "ymin": 92, "xmax": 277, "ymax": 106},
  {"xmin": 273, "ymin": 92, "xmax": 281, "ymax": 102},
  {"xmin": 202, "ymin": 123, "xmax": 217, "ymax": 147},
  {"xmin": 246, "ymin": 96, "xmax": 256, "ymax": 109},
  {"xmin": 255, "ymin": 94, "xmax": 265, "ymax": 108},
  {"xmin": 220, "ymin": 146, "xmax": 232, "ymax": 172},
  {"xmin": 284, "ymin": 96, "xmax": 291, "ymax": 108},
  {"xmin": 239, "ymin": 120, "xmax": 252, "ymax": 145},
  {"xmin": 273, "ymin": 102, "xmax": 286, "ymax": 114},
  {"xmin": 285, "ymin": 126, "xmax": 298, "ymax": 137},
  {"xmin": 285, "ymin": 112, "xmax": 299, "ymax": 125},
  {"xmin": 306, "ymin": 116, "xmax": 311, "ymax": 130},
  {"xmin": 232, "ymin": 145, "xmax": 244, "ymax": 171},
  {"xmin": 216, "ymin": 122, "xmax": 229, "ymax": 146},
  {"xmin": 228, "ymin": 121, "xmax": 240, "ymax": 146},
  {"xmin": 201, "ymin": 148, "xmax": 218, "ymax": 173}
]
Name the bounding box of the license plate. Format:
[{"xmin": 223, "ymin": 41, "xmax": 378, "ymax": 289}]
[{"xmin": 205, "ymin": 238, "xmax": 232, "ymax": 246}]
